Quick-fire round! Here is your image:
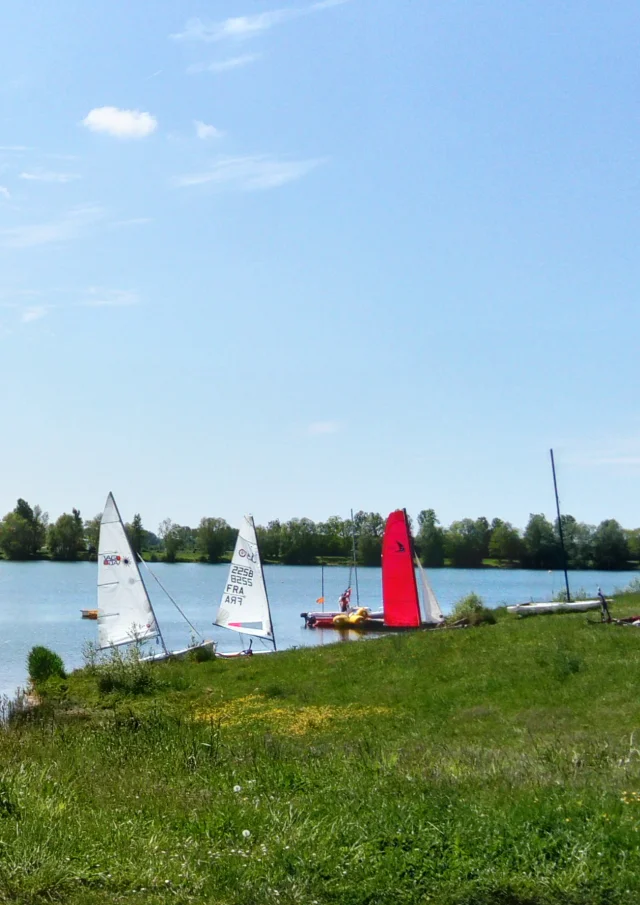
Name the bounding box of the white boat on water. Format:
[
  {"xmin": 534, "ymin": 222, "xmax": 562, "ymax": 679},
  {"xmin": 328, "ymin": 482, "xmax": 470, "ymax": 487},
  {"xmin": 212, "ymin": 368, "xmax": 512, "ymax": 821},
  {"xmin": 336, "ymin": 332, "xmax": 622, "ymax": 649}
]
[
  {"xmin": 506, "ymin": 599, "xmax": 602, "ymax": 616},
  {"xmin": 214, "ymin": 515, "xmax": 276, "ymax": 658},
  {"xmin": 97, "ymin": 492, "xmax": 214, "ymax": 662}
]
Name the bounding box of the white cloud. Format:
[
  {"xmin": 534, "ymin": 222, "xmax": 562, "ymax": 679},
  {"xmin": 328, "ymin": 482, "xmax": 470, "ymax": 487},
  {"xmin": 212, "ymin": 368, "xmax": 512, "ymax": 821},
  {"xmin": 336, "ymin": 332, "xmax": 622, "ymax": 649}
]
[
  {"xmin": 174, "ymin": 155, "xmax": 324, "ymax": 191},
  {"xmin": 0, "ymin": 186, "xmax": 10, "ymax": 200},
  {"xmin": 110, "ymin": 217, "xmax": 153, "ymax": 228},
  {"xmin": 21, "ymin": 306, "xmax": 48, "ymax": 323},
  {"xmin": 0, "ymin": 145, "xmax": 31, "ymax": 152},
  {"xmin": 194, "ymin": 120, "xmax": 222, "ymax": 140},
  {"xmin": 308, "ymin": 421, "xmax": 340, "ymax": 435},
  {"xmin": 187, "ymin": 54, "xmax": 260, "ymax": 74},
  {"xmin": 82, "ymin": 106, "xmax": 158, "ymax": 139},
  {"xmin": 1, "ymin": 206, "xmax": 104, "ymax": 248},
  {"xmin": 171, "ymin": 0, "xmax": 349, "ymax": 42},
  {"xmin": 20, "ymin": 170, "xmax": 81, "ymax": 183},
  {"xmin": 80, "ymin": 289, "xmax": 140, "ymax": 308}
]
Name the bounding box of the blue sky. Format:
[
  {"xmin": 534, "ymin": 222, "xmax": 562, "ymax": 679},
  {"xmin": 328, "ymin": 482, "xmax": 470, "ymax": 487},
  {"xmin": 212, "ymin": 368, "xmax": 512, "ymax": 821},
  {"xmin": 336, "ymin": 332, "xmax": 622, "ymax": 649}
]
[{"xmin": 1, "ymin": 0, "xmax": 639, "ymax": 533}]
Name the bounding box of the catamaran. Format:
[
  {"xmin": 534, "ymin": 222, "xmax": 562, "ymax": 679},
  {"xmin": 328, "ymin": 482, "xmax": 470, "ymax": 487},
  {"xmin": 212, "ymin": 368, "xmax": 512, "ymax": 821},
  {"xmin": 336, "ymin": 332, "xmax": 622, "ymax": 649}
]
[
  {"xmin": 213, "ymin": 515, "xmax": 277, "ymax": 658},
  {"xmin": 97, "ymin": 492, "xmax": 214, "ymax": 661},
  {"xmin": 302, "ymin": 508, "xmax": 444, "ymax": 630},
  {"xmin": 507, "ymin": 450, "xmax": 603, "ymax": 617}
]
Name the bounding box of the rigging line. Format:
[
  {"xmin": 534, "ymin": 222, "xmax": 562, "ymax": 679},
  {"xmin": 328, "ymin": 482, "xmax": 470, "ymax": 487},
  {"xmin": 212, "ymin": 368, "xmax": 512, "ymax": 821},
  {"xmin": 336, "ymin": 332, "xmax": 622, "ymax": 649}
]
[{"xmin": 137, "ymin": 555, "xmax": 203, "ymax": 640}]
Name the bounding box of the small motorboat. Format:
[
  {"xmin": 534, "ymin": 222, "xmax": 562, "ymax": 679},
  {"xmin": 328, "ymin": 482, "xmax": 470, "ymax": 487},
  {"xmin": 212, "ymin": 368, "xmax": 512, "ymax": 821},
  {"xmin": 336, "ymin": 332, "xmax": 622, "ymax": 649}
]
[{"xmin": 81, "ymin": 609, "xmax": 98, "ymax": 619}]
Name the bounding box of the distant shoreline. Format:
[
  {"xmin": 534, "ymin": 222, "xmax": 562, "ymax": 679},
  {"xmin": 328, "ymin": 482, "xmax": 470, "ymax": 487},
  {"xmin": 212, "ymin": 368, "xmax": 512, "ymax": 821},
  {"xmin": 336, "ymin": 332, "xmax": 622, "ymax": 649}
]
[{"xmin": 1, "ymin": 555, "xmax": 638, "ymax": 572}]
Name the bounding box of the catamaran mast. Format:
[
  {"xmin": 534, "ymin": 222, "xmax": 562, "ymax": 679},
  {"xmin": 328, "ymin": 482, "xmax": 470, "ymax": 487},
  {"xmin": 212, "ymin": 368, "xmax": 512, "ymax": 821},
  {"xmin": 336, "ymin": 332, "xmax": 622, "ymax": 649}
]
[
  {"xmin": 350, "ymin": 508, "xmax": 360, "ymax": 607},
  {"xmin": 550, "ymin": 448, "xmax": 571, "ymax": 603}
]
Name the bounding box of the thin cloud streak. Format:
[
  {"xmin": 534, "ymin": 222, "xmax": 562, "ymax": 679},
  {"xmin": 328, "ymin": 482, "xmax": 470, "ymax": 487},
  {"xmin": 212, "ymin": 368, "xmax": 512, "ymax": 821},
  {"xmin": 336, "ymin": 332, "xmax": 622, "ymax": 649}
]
[
  {"xmin": 21, "ymin": 306, "xmax": 48, "ymax": 323},
  {"xmin": 174, "ymin": 155, "xmax": 324, "ymax": 191},
  {"xmin": 308, "ymin": 421, "xmax": 341, "ymax": 435},
  {"xmin": 187, "ymin": 54, "xmax": 261, "ymax": 74},
  {"xmin": 1, "ymin": 206, "xmax": 104, "ymax": 248},
  {"xmin": 171, "ymin": 0, "xmax": 350, "ymax": 42},
  {"xmin": 20, "ymin": 170, "xmax": 81, "ymax": 183},
  {"xmin": 80, "ymin": 289, "xmax": 140, "ymax": 308},
  {"xmin": 0, "ymin": 186, "xmax": 10, "ymax": 200}
]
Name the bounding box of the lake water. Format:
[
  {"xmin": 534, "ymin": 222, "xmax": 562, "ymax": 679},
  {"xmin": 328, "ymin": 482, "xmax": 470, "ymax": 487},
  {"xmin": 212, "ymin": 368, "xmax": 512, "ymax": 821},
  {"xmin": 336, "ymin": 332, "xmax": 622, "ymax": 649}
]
[{"xmin": 0, "ymin": 562, "xmax": 637, "ymax": 699}]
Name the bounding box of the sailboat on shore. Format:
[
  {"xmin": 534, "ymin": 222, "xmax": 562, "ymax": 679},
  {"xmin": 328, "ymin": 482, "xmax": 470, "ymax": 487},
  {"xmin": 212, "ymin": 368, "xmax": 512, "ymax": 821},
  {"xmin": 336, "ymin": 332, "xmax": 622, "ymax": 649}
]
[
  {"xmin": 301, "ymin": 508, "xmax": 444, "ymax": 631},
  {"xmin": 507, "ymin": 450, "xmax": 603, "ymax": 616},
  {"xmin": 97, "ymin": 493, "xmax": 214, "ymax": 661},
  {"xmin": 213, "ymin": 515, "xmax": 277, "ymax": 658}
]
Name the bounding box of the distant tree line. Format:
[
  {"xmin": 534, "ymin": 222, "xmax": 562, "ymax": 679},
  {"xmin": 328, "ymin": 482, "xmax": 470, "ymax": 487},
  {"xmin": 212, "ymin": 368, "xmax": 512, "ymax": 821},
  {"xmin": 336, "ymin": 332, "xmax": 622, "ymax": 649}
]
[{"xmin": 0, "ymin": 499, "xmax": 637, "ymax": 571}]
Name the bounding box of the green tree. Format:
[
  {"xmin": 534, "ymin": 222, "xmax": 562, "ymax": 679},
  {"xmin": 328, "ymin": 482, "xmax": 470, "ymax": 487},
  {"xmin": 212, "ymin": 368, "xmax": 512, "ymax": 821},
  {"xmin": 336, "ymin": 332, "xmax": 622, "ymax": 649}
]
[
  {"xmin": 280, "ymin": 518, "xmax": 318, "ymax": 565},
  {"xmin": 197, "ymin": 517, "xmax": 235, "ymax": 563},
  {"xmin": 627, "ymin": 529, "xmax": 640, "ymax": 564},
  {"xmin": 128, "ymin": 513, "xmax": 145, "ymax": 555},
  {"xmin": 444, "ymin": 519, "xmax": 485, "ymax": 568},
  {"xmin": 416, "ymin": 509, "xmax": 446, "ymax": 567},
  {"xmin": 0, "ymin": 499, "xmax": 48, "ymax": 559},
  {"xmin": 158, "ymin": 518, "xmax": 184, "ymax": 563},
  {"xmin": 84, "ymin": 513, "xmax": 101, "ymax": 553},
  {"xmin": 48, "ymin": 509, "xmax": 85, "ymax": 561},
  {"xmin": 559, "ymin": 515, "xmax": 594, "ymax": 569},
  {"xmin": 591, "ymin": 519, "xmax": 629, "ymax": 570},
  {"xmin": 523, "ymin": 513, "xmax": 561, "ymax": 569},
  {"xmin": 256, "ymin": 520, "xmax": 282, "ymax": 562},
  {"xmin": 488, "ymin": 521, "xmax": 523, "ymax": 563},
  {"xmin": 358, "ymin": 534, "xmax": 382, "ymax": 566}
]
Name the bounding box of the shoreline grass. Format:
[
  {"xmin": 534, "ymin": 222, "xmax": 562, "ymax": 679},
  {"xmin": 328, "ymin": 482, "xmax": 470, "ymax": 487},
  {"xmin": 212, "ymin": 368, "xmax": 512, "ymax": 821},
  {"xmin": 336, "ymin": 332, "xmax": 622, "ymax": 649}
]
[{"xmin": 4, "ymin": 593, "xmax": 640, "ymax": 902}]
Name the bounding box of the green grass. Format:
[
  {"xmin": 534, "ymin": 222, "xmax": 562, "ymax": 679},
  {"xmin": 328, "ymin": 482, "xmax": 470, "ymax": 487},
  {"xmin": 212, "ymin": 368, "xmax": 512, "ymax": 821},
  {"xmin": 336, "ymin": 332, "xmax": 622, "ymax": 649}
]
[{"xmin": 4, "ymin": 594, "xmax": 640, "ymax": 903}]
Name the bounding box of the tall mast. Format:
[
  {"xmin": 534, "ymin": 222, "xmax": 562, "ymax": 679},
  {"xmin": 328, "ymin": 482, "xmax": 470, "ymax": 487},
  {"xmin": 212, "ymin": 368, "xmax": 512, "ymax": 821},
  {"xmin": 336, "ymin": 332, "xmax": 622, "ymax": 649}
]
[
  {"xmin": 550, "ymin": 448, "xmax": 571, "ymax": 603},
  {"xmin": 350, "ymin": 508, "xmax": 360, "ymax": 607},
  {"xmin": 321, "ymin": 561, "xmax": 325, "ymax": 612},
  {"xmin": 252, "ymin": 515, "xmax": 277, "ymax": 651}
]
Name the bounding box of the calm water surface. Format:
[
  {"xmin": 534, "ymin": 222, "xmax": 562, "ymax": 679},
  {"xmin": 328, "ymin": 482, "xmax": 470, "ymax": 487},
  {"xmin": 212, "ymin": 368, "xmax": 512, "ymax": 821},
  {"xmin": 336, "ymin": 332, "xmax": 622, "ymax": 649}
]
[{"xmin": 0, "ymin": 562, "xmax": 636, "ymax": 698}]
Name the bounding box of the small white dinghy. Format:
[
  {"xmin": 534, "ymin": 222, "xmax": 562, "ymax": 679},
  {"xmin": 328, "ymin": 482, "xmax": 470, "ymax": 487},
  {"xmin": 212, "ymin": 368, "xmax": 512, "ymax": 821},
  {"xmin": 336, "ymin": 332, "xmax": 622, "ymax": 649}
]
[
  {"xmin": 97, "ymin": 492, "xmax": 214, "ymax": 662},
  {"xmin": 214, "ymin": 515, "xmax": 276, "ymax": 658},
  {"xmin": 506, "ymin": 599, "xmax": 602, "ymax": 616}
]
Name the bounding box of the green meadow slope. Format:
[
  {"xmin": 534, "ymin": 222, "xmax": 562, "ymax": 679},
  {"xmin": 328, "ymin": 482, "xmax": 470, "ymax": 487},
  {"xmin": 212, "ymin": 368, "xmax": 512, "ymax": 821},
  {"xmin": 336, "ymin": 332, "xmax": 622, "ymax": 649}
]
[{"xmin": 3, "ymin": 593, "xmax": 640, "ymax": 904}]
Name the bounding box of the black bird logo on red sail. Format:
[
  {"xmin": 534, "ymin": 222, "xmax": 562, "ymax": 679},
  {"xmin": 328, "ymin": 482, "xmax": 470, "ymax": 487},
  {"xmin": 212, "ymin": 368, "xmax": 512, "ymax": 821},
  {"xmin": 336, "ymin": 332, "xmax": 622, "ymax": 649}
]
[{"xmin": 395, "ymin": 541, "xmax": 405, "ymax": 552}]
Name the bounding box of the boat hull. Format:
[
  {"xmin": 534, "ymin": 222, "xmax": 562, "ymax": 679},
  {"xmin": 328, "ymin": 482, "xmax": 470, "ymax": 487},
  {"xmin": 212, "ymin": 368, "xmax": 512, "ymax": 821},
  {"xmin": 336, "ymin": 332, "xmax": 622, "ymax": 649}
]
[
  {"xmin": 507, "ymin": 600, "xmax": 602, "ymax": 616},
  {"xmin": 140, "ymin": 640, "xmax": 216, "ymax": 663},
  {"xmin": 215, "ymin": 649, "xmax": 274, "ymax": 659},
  {"xmin": 301, "ymin": 611, "xmax": 442, "ymax": 632}
]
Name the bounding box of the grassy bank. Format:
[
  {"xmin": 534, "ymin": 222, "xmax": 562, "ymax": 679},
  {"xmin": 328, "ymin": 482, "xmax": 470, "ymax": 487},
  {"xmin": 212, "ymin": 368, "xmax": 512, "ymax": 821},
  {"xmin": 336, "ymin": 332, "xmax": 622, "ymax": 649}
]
[{"xmin": 4, "ymin": 595, "xmax": 640, "ymax": 903}]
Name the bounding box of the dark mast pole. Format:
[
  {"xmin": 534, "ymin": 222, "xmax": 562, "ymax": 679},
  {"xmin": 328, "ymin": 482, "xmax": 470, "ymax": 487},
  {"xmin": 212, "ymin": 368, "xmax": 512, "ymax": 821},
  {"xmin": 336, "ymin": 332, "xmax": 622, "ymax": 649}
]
[{"xmin": 550, "ymin": 448, "xmax": 571, "ymax": 603}]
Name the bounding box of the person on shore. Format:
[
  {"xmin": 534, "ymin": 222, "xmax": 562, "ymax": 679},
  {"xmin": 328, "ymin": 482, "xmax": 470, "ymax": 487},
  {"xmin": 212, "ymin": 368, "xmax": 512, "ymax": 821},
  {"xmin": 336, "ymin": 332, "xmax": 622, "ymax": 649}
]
[{"xmin": 598, "ymin": 587, "xmax": 611, "ymax": 623}]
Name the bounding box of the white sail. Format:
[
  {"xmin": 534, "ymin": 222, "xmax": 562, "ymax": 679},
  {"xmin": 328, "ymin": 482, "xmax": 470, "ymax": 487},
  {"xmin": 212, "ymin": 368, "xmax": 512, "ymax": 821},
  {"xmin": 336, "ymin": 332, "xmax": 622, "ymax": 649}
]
[
  {"xmin": 215, "ymin": 515, "xmax": 274, "ymax": 643},
  {"xmin": 415, "ymin": 557, "xmax": 444, "ymax": 624},
  {"xmin": 97, "ymin": 493, "xmax": 159, "ymax": 649}
]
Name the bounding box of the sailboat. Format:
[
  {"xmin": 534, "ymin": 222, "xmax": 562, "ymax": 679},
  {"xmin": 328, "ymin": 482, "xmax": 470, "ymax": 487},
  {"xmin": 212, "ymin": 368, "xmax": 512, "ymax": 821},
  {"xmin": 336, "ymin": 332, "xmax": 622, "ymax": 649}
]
[
  {"xmin": 301, "ymin": 509, "xmax": 444, "ymax": 631},
  {"xmin": 97, "ymin": 492, "xmax": 214, "ymax": 661},
  {"xmin": 213, "ymin": 515, "xmax": 277, "ymax": 658},
  {"xmin": 507, "ymin": 450, "xmax": 603, "ymax": 616},
  {"xmin": 381, "ymin": 509, "xmax": 444, "ymax": 629}
]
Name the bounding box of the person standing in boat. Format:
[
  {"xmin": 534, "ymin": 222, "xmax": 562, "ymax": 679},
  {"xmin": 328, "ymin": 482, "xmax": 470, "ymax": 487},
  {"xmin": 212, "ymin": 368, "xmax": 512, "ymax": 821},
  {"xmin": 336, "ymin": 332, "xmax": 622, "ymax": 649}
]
[
  {"xmin": 339, "ymin": 587, "xmax": 352, "ymax": 613},
  {"xmin": 598, "ymin": 587, "xmax": 611, "ymax": 623}
]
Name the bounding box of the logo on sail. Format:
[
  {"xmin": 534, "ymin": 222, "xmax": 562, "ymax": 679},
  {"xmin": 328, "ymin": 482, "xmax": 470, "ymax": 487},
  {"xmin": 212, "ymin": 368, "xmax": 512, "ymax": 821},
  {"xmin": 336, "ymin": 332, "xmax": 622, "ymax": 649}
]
[
  {"xmin": 395, "ymin": 541, "xmax": 406, "ymax": 553},
  {"xmin": 103, "ymin": 554, "xmax": 122, "ymax": 566},
  {"xmin": 239, "ymin": 548, "xmax": 257, "ymax": 563}
]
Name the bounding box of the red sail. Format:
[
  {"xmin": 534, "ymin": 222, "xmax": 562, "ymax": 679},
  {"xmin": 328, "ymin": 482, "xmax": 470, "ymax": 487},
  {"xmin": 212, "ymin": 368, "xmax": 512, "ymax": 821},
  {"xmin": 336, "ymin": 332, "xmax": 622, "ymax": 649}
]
[{"xmin": 382, "ymin": 510, "xmax": 421, "ymax": 627}]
